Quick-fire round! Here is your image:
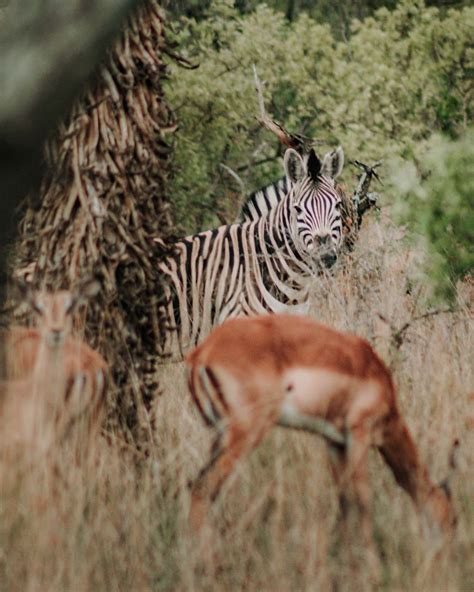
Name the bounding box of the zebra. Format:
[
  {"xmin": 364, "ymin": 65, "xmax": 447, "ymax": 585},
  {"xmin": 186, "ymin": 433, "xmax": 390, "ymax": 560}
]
[
  {"xmin": 239, "ymin": 176, "xmax": 289, "ymax": 222},
  {"xmin": 157, "ymin": 146, "xmax": 345, "ymax": 359},
  {"xmin": 238, "ymin": 147, "xmax": 344, "ymax": 222}
]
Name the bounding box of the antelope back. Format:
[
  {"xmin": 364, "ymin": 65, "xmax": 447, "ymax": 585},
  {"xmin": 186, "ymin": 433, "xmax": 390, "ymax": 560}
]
[{"xmin": 188, "ymin": 314, "xmax": 392, "ymax": 386}]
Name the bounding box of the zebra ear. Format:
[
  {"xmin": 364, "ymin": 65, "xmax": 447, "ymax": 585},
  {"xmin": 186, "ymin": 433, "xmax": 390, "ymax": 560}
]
[
  {"xmin": 283, "ymin": 149, "xmax": 306, "ymax": 184},
  {"xmin": 321, "ymin": 146, "xmax": 344, "ymax": 179}
]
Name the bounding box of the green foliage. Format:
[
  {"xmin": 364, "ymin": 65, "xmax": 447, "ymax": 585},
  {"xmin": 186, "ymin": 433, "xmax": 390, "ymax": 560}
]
[
  {"xmin": 392, "ymin": 130, "xmax": 474, "ymax": 300},
  {"xmin": 166, "ymin": 0, "xmax": 473, "ymax": 232},
  {"xmin": 165, "ymin": 0, "xmax": 470, "ymax": 26}
]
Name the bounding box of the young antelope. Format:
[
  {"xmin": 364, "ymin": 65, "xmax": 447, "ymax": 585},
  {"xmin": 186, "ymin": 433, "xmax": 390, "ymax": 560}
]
[{"xmin": 1, "ymin": 280, "xmax": 107, "ymax": 459}]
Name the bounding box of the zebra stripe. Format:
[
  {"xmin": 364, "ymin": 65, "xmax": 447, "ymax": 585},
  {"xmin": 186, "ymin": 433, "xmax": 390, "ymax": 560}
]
[
  {"xmin": 239, "ymin": 177, "xmax": 288, "ymax": 222},
  {"xmin": 158, "ymin": 148, "xmax": 344, "ymax": 359}
]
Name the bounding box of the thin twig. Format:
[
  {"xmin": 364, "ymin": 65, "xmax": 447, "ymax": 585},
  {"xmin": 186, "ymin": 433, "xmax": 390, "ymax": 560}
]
[
  {"xmin": 377, "ymin": 308, "xmax": 455, "ymax": 350},
  {"xmin": 219, "ymin": 163, "xmax": 246, "ymax": 195}
]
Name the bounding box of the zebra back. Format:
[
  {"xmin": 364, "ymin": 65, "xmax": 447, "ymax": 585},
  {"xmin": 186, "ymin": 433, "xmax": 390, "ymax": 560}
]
[{"xmin": 238, "ymin": 177, "xmax": 288, "ymax": 222}]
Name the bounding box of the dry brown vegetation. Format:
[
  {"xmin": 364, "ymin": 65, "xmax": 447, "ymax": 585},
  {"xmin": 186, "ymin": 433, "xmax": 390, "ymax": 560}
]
[{"xmin": 0, "ymin": 213, "xmax": 472, "ymax": 591}]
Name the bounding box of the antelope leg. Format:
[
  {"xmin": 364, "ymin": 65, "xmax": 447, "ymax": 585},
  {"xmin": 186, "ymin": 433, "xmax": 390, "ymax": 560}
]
[{"xmin": 277, "ymin": 405, "xmax": 346, "ymax": 446}]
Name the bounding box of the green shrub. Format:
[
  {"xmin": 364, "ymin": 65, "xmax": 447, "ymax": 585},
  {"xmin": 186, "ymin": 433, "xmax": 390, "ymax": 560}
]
[
  {"xmin": 166, "ymin": 0, "xmax": 473, "ymax": 232},
  {"xmin": 393, "ymin": 130, "xmax": 474, "ymax": 300}
]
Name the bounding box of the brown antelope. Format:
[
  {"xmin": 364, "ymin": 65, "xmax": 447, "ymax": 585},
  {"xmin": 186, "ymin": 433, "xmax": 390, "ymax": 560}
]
[
  {"xmin": 186, "ymin": 314, "xmax": 455, "ymax": 548},
  {"xmin": 0, "ymin": 280, "xmax": 107, "ymax": 460}
]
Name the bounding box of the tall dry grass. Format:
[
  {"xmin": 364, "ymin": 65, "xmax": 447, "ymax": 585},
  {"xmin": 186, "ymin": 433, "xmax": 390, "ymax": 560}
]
[{"xmin": 0, "ymin": 214, "xmax": 472, "ymax": 591}]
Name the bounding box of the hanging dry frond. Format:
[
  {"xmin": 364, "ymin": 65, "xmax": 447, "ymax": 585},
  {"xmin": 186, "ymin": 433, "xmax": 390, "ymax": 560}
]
[{"xmin": 253, "ymin": 64, "xmax": 317, "ymax": 153}]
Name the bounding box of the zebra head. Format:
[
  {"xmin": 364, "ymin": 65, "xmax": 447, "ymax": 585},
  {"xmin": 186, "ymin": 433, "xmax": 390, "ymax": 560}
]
[{"xmin": 284, "ymin": 147, "xmax": 344, "ymax": 268}]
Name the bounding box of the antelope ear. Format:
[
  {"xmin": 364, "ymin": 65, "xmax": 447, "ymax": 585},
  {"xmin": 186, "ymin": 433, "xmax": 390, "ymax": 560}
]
[
  {"xmin": 307, "ymin": 149, "xmax": 322, "ymax": 181},
  {"xmin": 68, "ymin": 277, "xmax": 100, "ymax": 312},
  {"xmin": 321, "ymin": 146, "xmax": 344, "ymax": 179},
  {"xmin": 13, "ymin": 276, "xmax": 31, "ymax": 300},
  {"xmin": 13, "ymin": 277, "xmax": 41, "ymax": 313},
  {"xmin": 283, "ymin": 148, "xmax": 306, "ymax": 184},
  {"xmin": 78, "ymin": 278, "xmax": 101, "ymax": 300}
]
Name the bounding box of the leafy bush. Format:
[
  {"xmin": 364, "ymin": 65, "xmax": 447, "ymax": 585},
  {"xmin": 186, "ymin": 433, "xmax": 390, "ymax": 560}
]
[
  {"xmin": 166, "ymin": 0, "xmax": 473, "ymax": 232},
  {"xmin": 393, "ymin": 130, "xmax": 474, "ymax": 300}
]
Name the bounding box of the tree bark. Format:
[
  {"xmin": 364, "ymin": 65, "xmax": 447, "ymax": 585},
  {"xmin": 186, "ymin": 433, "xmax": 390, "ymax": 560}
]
[{"xmin": 12, "ymin": 0, "xmax": 177, "ymax": 446}]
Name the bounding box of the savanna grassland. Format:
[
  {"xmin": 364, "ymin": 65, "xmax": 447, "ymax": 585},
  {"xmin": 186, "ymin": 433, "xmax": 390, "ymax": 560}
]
[
  {"xmin": 0, "ymin": 1, "xmax": 472, "ymax": 591},
  {"xmin": 1, "ymin": 213, "xmax": 472, "ymax": 592}
]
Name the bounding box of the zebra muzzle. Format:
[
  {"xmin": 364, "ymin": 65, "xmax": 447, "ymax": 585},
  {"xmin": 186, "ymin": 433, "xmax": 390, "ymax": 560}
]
[
  {"xmin": 312, "ymin": 241, "xmax": 337, "ymax": 268},
  {"xmin": 320, "ymin": 250, "xmax": 337, "ymax": 268}
]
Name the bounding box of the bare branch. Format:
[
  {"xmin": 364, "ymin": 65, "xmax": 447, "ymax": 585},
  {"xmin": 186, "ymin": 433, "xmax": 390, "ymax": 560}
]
[
  {"xmin": 252, "ymin": 64, "xmax": 311, "ymax": 152},
  {"xmin": 377, "ymin": 308, "xmax": 455, "ymax": 351},
  {"xmin": 219, "ymin": 163, "xmax": 246, "ymax": 195}
]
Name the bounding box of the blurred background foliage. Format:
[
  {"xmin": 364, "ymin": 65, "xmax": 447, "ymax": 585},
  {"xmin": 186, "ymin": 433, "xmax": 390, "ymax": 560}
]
[
  {"xmin": 163, "ymin": 0, "xmax": 471, "ymax": 26},
  {"xmin": 392, "ymin": 131, "xmax": 474, "ymax": 301},
  {"xmin": 162, "ymin": 0, "xmax": 472, "ymax": 298}
]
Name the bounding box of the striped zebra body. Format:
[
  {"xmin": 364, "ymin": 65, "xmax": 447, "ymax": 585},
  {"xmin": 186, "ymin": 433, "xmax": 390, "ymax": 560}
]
[
  {"xmin": 158, "ymin": 148, "xmax": 344, "ymax": 359},
  {"xmin": 239, "ymin": 176, "xmax": 288, "ymax": 221}
]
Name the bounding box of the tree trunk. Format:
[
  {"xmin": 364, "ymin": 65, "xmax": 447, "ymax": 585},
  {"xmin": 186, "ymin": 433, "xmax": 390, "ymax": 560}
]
[
  {"xmin": 0, "ymin": 0, "xmax": 138, "ymax": 302},
  {"xmin": 12, "ymin": 0, "xmax": 177, "ymax": 448}
]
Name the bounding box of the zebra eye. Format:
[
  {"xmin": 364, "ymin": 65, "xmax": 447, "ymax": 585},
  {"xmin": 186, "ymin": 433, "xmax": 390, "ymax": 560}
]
[
  {"xmin": 294, "ymin": 204, "xmax": 303, "ymax": 216},
  {"xmin": 335, "ymin": 201, "xmax": 343, "ymax": 210}
]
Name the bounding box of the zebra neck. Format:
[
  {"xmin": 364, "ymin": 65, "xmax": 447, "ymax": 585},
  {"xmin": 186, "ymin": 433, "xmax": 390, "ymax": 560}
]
[{"xmin": 253, "ymin": 210, "xmax": 314, "ymax": 307}]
